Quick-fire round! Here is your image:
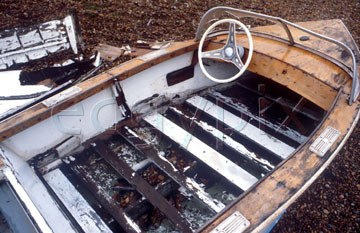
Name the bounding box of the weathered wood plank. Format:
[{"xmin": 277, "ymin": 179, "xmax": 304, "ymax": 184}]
[
  {"xmin": 119, "ymin": 126, "xmax": 225, "ymax": 213},
  {"xmin": 71, "ymin": 164, "xmax": 141, "ymax": 233},
  {"xmin": 202, "ymin": 91, "xmax": 360, "ymax": 233},
  {"xmin": 93, "ymin": 141, "xmax": 192, "ymax": 233},
  {"xmin": 252, "ymin": 19, "xmax": 359, "ymax": 72},
  {"xmin": 145, "ymin": 113, "xmax": 258, "ymax": 191}
]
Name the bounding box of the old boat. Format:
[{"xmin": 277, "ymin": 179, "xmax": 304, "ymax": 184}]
[{"xmin": 0, "ymin": 7, "xmax": 359, "ymax": 233}]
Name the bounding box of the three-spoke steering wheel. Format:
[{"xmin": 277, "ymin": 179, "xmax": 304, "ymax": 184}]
[{"xmin": 198, "ymin": 19, "xmax": 253, "ymax": 83}]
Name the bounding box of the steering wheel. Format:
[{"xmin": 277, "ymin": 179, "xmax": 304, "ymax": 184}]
[{"xmin": 198, "ymin": 19, "xmax": 253, "ymax": 83}]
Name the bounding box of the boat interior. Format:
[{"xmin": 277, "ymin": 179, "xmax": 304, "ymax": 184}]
[
  {"xmin": 0, "ymin": 7, "xmax": 359, "ymax": 233},
  {"xmin": 34, "ymin": 68, "xmax": 326, "ymax": 232}
]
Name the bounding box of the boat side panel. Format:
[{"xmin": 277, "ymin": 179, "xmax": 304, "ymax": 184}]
[
  {"xmin": 0, "ymin": 41, "xmax": 200, "ymax": 143},
  {"xmin": 2, "ymin": 87, "xmax": 124, "ymax": 160},
  {"xmin": 201, "ymin": 92, "xmax": 360, "ymax": 232},
  {"xmin": 120, "ymin": 52, "xmax": 233, "ymax": 113}
]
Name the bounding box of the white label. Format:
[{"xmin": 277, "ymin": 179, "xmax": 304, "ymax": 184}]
[
  {"xmin": 210, "ymin": 211, "xmax": 250, "ymax": 233},
  {"xmin": 309, "ymin": 126, "xmax": 340, "ymax": 157},
  {"xmin": 42, "ymin": 86, "xmax": 82, "ymax": 107}
]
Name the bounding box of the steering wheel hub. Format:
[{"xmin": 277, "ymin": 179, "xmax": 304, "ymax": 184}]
[{"xmin": 224, "ymin": 47, "xmax": 234, "ymax": 57}]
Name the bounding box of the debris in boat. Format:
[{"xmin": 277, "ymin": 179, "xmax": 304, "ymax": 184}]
[
  {"xmin": 0, "ymin": 14, "xmax": 83, "ymax": 70},
  {"xmin": 0, "ymin": 70, "xmax": 50, "ymax": 115},
  {"xmin": 19, "ymin": 54, "xmax": 100, "ymax": 86},
  {"xmin": 122, "ymin": 45, "xmax": 133, "ymax": 55},
  {"xmin": 94, "ymin": 44, "xmax": 124, "ymax": 62},
  {"xmin": 135, "ymin": 40, "xmax": 172, "ymax": 50}
]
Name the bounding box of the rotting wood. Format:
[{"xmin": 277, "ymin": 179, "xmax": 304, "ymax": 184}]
[
  {"xmin": 71, "ymin": 164, "xmax": 141, "ymax": 233},
  {"xmin": 201, "ymin": 91, "xmax": 360, "ymax": 233},
  {"xmin": 94, "ymin": 44, "xmax": 124, "ymax": 62},
  {"xmin": 93, "ymin": 141, "xmax": 193, "ymax": 233},
  {"xmin": 124, "ymin": 180, "xmax": 179, "ymax": 220},
  {"xmin": 182, "ymin": 99, "xmax": 283, "ymax": 166},
  {"xmin": 247, "ymin": 51, "xmax": 337, "ymax": 111},
  {"xmin": 118, "ymin": 126, "xmax": 225, "ymax": 213},
  {"xmin": 234, "ymin": 83, "xmax": 321, "ymax": 122}
]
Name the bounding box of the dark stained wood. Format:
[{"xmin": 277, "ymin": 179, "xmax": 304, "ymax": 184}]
[
  {"xmin": 118, "ymin": 126, "xmax": 219, "ymax": 213},
  {"xmin": 201, "ymin": 91, "xmax": 360, "ymax": 233},
  {"xmin": 93, "ymin": 141, "xmax": 192, "ymax": 233},
  {"xmin": 166, "ymin": 65, "xmax": 195, "ymax": 86},
  {"xmin": 71, "ymin": 164, "xmax": 140, "ymax": 233}
]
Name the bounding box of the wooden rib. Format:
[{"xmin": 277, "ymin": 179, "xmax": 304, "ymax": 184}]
[
  {"xmin": 118, "ymin": 126, "xmax": 225, "ymax": 213},
  {"xmin": 202, "ymin": 91, "xmax": 360, "ymax": 233},
  {"xmin": 93, "ymin": 140, "xmax": 192, "ymax": 233},
  {"xmin": 144, "ymin": 113, "xmax": 258, "ymax": 191},
  {"xmin": 0, "ymin": 41, "xmax": 200, "ymax": 143},
  {"xmin": 71, "ymin": 164, "xmax": 141, "ymax": 233}
]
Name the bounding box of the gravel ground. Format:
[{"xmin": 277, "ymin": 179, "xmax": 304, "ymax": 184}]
[{"xmin": 1, "ymin": 1, "xmax": 359, "ymax": 232}]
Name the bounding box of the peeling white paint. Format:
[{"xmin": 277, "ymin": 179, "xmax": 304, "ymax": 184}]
[
  {"xmin": 170, "ymin": 106, "xmax": 274, "ymax": 170},
  {"xmin": 145, "ymin": 113, "xmax": 258, "ymax": 191},
  {"xmin": 211, "ymin": 91, "xmax": 307, "ymax": 144},
  {"xmin": 44, "ymin": 169, "xmax": 112, "ymax": 233},
  {"xmin": 124, "ymin": 214, "xmax": 141, "ymax": 233},
  {"xmin": 186, "ymin": 96, "xmax": 295, "ymax": 159}
]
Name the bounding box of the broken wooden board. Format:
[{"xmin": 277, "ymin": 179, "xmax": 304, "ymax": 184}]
[
  {"xmin": 94, "ymin": 44, "xmax": 124, "ymax": 61},
  {"xmin": 0, "ymin": 14, "xmax": 82, "ymax": 70}
]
